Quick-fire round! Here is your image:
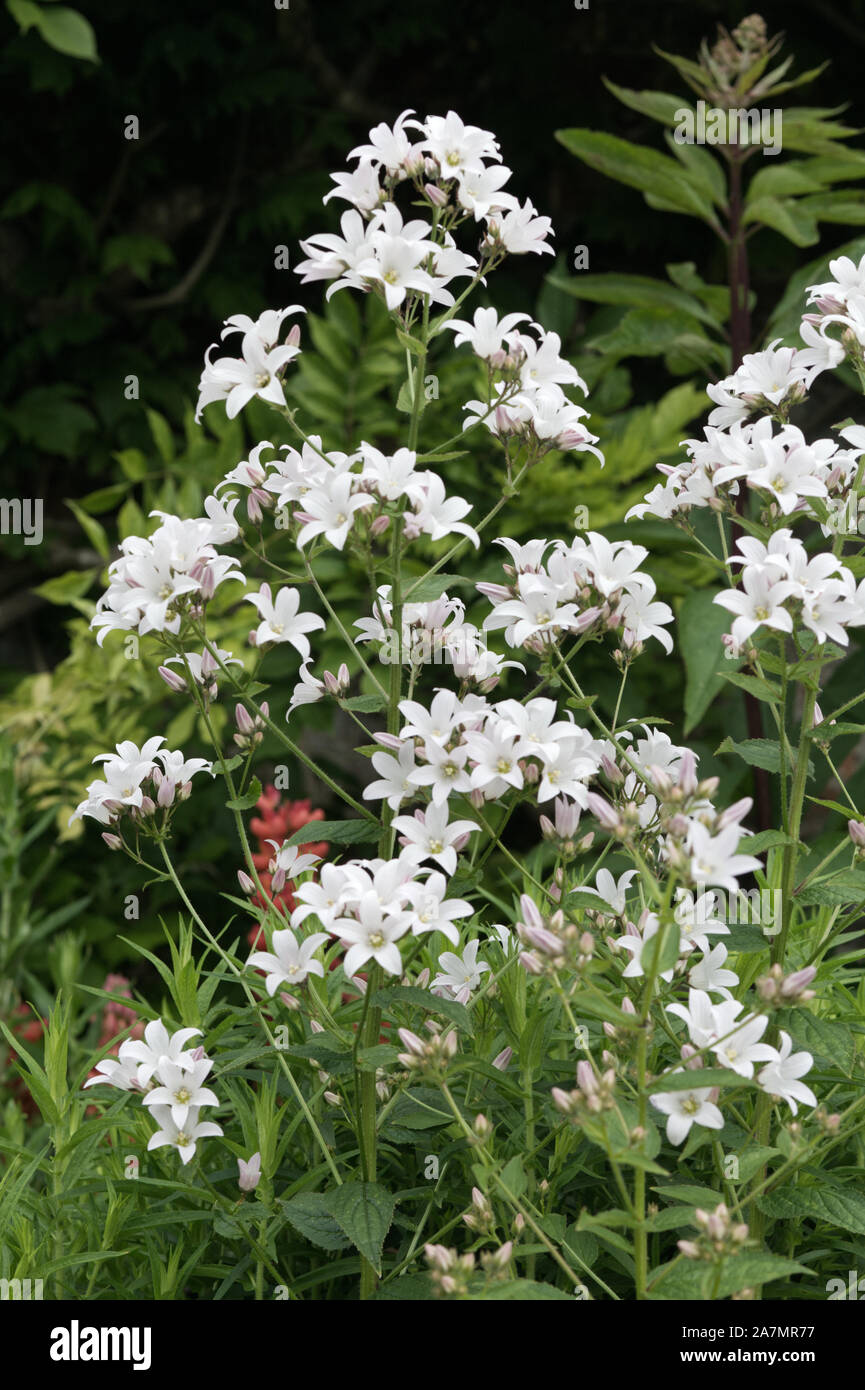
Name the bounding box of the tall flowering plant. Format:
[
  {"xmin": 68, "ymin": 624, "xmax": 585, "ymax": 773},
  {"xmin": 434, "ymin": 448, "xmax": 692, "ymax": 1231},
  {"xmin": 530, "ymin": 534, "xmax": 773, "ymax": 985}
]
[{"xmin": 74, "ymin": 108, "xmax": 865, "ymax": 1302}]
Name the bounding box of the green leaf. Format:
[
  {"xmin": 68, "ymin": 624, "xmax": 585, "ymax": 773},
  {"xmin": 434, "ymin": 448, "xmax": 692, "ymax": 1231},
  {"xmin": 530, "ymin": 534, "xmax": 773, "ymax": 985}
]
[
  {"xmin": 324, "ymin": 1182, "xmax": 395, "ymax": 1274},
  {"xmin": 758, "ymin": 1185, "xmax": 865, "ymax": 1236},
  {"xmin": 719, "ymin": 670, "xmax": 781, "ymax": 706},
  {"xmin": 715, "ymin": 736, "xmax": 783, "ymax": 773},
  {"xmin": 396, "ymin": 330, "xmax": 426, "ymax": 357},
  {"xmin": 602, "ymin": 80, "xmax": 691, "ymax": 129},
  {"xmin": 743, "ymin": 196, "xmax": 819, "ymax": 247},
  {"xmin": 33, "ymin": 569, "xmax": 96, "ymax": 605},
  {"xmin": 778, "ymin": 1010, "xmax": 855, "ymax": 1074},
  {"xmin": 403, "ymin": 572, "xmax": 474, "ymax": 602},
  {"xmin": 555, "ymin": 129, "xmax": 721, "ymax": 228},
  {"xmin": 548, "ymin": 270, "xmax": 721, "ymax": 330},
  {"xmin": 591, "ymin": 307, "xmax": 718, "ymax": 362},
  {"xmin": 341, "ymin": 693, "xmax": 388, "ymax": 713},
  {"xmin": 649, "ymin": 1251, "xmax": 807, "ymax": 1300},
  {"xmin": 146, "ymin": 409, "xmax": 175, "ymax": 464},
  {"xmin": 795, "ymin": 868, "xmax": 865, "ymax": 908},
  {"xmin": 480, "ymin": 1279, "xmax": 573, "ymax": 1300},
  {"xmin": 372, "ymin": 984, "xmax": 475, "ymax": 1037},
  {"xmin": 64, "ymin": 497, "xmax": 109, "ymax": 559},
  {"xmin": 225, "ymin": 778, "xmax": 262, "ymax": 811},
  {"xmin": 29, "ymin": 4, "xmax": 98, "ymax": 60},
  {"xmin": 283, "ymin": 819, "xmax": 379, "ymax": 847},
  {"xmin": 746, "ymin": 829, "xmax": 796, "ymax": 853},
  {"xmin": 282, "ymin": 1193, "xmax": 351, "ymax": 1252},
  {"xmin": 680, "ymin": 589, "xmax": 731, "ymax": 734}
]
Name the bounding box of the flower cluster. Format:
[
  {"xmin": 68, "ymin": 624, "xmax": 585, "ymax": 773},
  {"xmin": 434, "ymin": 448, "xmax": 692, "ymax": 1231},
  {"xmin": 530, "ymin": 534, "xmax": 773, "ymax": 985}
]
[
  {"xmin": 84, "ymin": 1019, "xmax": 223, "ymax": 1165},
  {"xmin": 92, "ymin": 504, "xmax": 244, "ymax": 645},
  {"xmin": 803, "ymin": 251, "xmax": 865, "ymax": 371},
  {"xmin": 714, "ymin": 528, "xmax": 865, "ymax": 654},
  {"xmin": 457, "ymin": 311, "xmax": 603, "ymax": 458},
  {"xmin": 196, "ymin": 306, "xmax": 305, "ymax": 421},
  {"xmin": 353, "ymin": 586, "xmax": 521, "ymax": 691},
  {"xmin": 480, "ymin": 533, "xmax": 673, "ymax": 658},
  {"xmin": 70, "ymin": 737, "xmax": 212, "ymax": 829}
]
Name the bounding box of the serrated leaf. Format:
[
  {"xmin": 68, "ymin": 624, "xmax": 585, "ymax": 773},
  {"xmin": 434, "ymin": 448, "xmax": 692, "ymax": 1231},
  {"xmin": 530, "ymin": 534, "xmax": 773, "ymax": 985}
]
[
  {"xmin": 282, "ymin": 1193, "xmax": 351, "ymax": 1252},
  {"xmin": 372, "ymin": 984, "xmax": 475, "ymax": 1037},
  {"xmin": 324, "ymin": 1182, "xmax": 395, "ymax": 1274},
  {"xmin": 758, "ymin": 1185, "xmax": 865, "ymax": 1235},
  {"xmin": 283, "ymin": 819, "xmax": 378, "ymax": 847}
]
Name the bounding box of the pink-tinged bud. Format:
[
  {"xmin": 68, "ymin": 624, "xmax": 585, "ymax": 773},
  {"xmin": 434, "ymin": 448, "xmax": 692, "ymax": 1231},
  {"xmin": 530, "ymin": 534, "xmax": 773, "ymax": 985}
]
[
  {"xmin": 271, "ymin": 867, "xmax": 286, "ymax": 894},
  {"xmin": 157, "ymin": 777, "xmax": 176, "ymax": 808},
  {"xmin": 780, "ymin": 966, "xmax": 817, "ymax": 999},
  {"xmin": 667, "ymin": 814, "xmax": 690, "ymax": 837},
  {"xmin": 678, "ymin": 1240, "xmax": 701, "ymax": 1260},
  {"xmin": 452, "ymin": 832, "xmax": 470, "ymax": 854},
  {"xmin": 374, "ymin": 731, "xmax": 403, "ymax": 751},
  {"xmin": 576, "ymin": 1061, "xmax": 596, "ymax": 1094},
  {"xmin": 539, "ymin": 815, "xmax": 555, "ymax": 840},
  {"xmin": 237, "ymin": 870, "xmax": 255, "ymax": 894},
  {"xmin": 811, "ymin": 702, "xmax": 824, "ymax": 728},
  {"xmin": 309, "ymin": 1019, "xmax": 325, "ymax": 1034},
  {"xmin": 179, "ymin": 781, "xmax": 192, "ymax": 801},
  {"xmin": 101, "ymin": 832, "xmax": 122, "ymax": 851},
  {"xmin": 717, "ymin": 797, "xmax": 753, "ymax": 830},
  {"xmin": 551, "ymin": 1086, "xmax": 576, "ymax": 1114},
  {"xmin": 586, "ymin": 792, "xmax": 619, "ymax": 829},
  {"xmin": 519, "ymin": 950, "xmax": 544, "ymax": 975},
  {"xmin": 158, "ymin": 664, "xmax": 188, "ymax": 693},
  {"xmin": 521, "ymin": 759, "xmax": 539, "ymax": 784},
  {"xmin": 247, "ymin": 493, "xmax": 263, "ymax": 525},
  {"xmin": 678, "ymin": 749, "xmax": 697, "ymax": 795},
  {"xmin": 518, "ymin": 893, "xmax": 544, "ymax": 931},
  {"xmin": 549, "ymin": 882, "xmax": 562, "ymax": 902},
  {"xmin": 492, "ymin": 1046, "xmax": 512, "ymax": 1071},
  {"xmin": 477, "ymin": 581, "xmax": 513, "ymax": 604},
  {"xmin": 424, "ymin": 181, "xmax": 448, "ymax": 207},
  {"xmin": 621, "ymin": 995, "xmax": 636, "ymax": 1015},
  {"xmin": 139, "ymin": 796, "xmax": 156, "ymax": 816},
  {"xmin": 260, "ymin": 701, "xmax": 269, "ymax": 719},
  {"xmin": 286, "ymin": 324, "xmax": 302, "ymax": 349},
  {"xmin": 237, "ymin": 1152, "xmax": 262, "ymax": 1192},
  {"xmin": 600, "ymin": 754, "xmax": 623, "ymax": 786},
  {"xmin": 248, "ymin": 629, "xmax": 258, "ymax": 647},
  {"xmin": 235, "ymin": 704, "xmax": 254, "ymax": 734},
  {"xmin": 848, "ymin": 819, "xmax": 865, "ymax": 847},
  {"xmin": 324, "ymin": 1091, "xmax": 341, "ymax": 1106},
  {"xmin": 397, "ymin": 1027, "xmax": 426, "ymax": 1057},
  {"xmin": 279, "ymin": 992, "xmax": 301, "ymax": 1010},
  {"xmin": 200, "ymin": 565, "xmax": 216, "ymax": 601},
  {"xmin": 469, "ymin": 788, "xmax": 485, "ymax": 810},
  {"xmin": 370, "ymin": 513, "xmax": 390, "ymax": 537}
]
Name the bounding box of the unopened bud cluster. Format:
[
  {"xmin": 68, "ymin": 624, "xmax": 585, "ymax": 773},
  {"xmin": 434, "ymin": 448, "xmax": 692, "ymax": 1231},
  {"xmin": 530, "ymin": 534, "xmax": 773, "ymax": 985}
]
[{"xmin": 677, "ymin": 1204, "xmax": 750, "ymax": 1261}]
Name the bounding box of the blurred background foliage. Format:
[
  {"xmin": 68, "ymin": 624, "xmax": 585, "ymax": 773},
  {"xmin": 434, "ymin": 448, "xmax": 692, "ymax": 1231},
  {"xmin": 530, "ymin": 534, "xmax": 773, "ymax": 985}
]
[{"xmin": 2, "ymin": 0, "xmax": 865, "ymax": 1041}]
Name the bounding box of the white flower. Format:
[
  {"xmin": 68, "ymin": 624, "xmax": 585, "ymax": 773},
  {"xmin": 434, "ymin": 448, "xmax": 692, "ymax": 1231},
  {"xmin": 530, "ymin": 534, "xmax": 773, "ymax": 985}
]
[
  {"xmin": 146, "ymin": 1104, "xmax": 223, "ymax": 1165},
  {"xmin": 688, "ymin": 943, "xmax": 739, "ymax": 998},
  {"xmin": 486, "ymin": 198, "xmax": 554, "ymax": 256},
  {"xmin": 756, "ymin": 1031, "xmax": 816, "ymax": 1114},
  {"xmin": 582, "ymin": 868, "xmax": 638, "ymax": 916},
  {"xmin": 246, "ymin": 583, "xmax": 325, "ymax": 658},
  {"xmin": 714, "ymin": 568, "xmax": 798, "ymax": 647},
  {"xmin": 196, "ymin": 331, "xmax": 300, "ymax": 421},
  {"xmin": 392, "ymin": 803, "xmax": 478, "ymax": 875},
  {"xmin": 121, "ymin": 1021, "xmax": 203, "ymax": 1085},
  {"xmin": 687, "ymin": 823, "xmax": 763, "ymax": 893},
  {"xmin": 443, "ymin": 306, "xmax": 530, "ymax": 359},
  {"xmin": 143, "ymin": 1056, "xmax": 219, "ymax": 1129},
  {"xmin": 408, "ymin": 739, "xmax": 472, "ymax": 806},
  {"xmin": 405, "ymin": 871, "xmax": 473, "ymax": 945},
  {"xmin": 247, "ymin": 929, "xmax": 330, "ymax": 995},
  {"xmin": 333, "ymin": 892, "xmax": 410, "ymax": 977},
  {"xmin": 423, "ymin": 110, "xmax": 500, "ymax": 178},
  {"xmin": 363, "ymin": 741, "xmax": 418, "ymax": 811},
  {"xmin": 711, "ymin": 1013, "xmax": 775, "ymax": 1079},
  {"xmin": 83, "ymin": 1042, "xmax": 144, "ymax": 1092},
  {"xmin": 288, "ymin": 662, "xmax": 326, "ymax": 716},
  {"xmin": 431, "ymin": 939, "xmax": 490, "ymax": 1001},
  {"xmin": 296, "ymin": 473, "xmax": 375, "ymax": 550},
  {"xmin": 650, "ymin": 1077, "xmax": 724, "ymax": 1145}
]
